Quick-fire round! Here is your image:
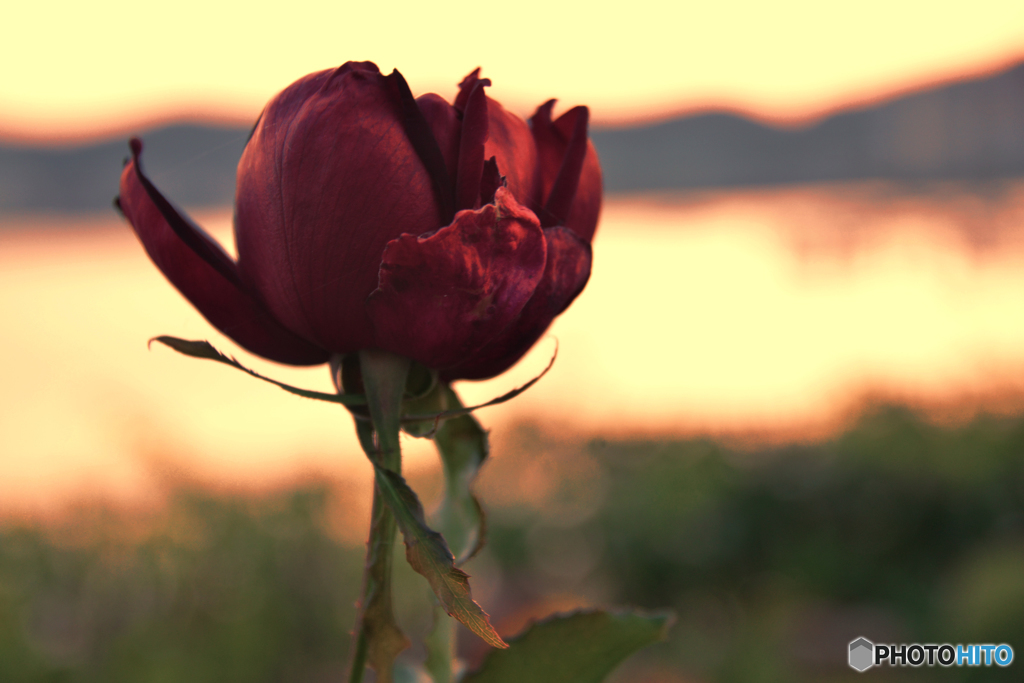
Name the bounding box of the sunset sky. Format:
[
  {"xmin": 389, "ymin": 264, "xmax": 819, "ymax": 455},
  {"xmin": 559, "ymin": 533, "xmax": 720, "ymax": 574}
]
[
  {"xmin": 4, "ymin": 1, "xmax": 1024, "ymax": 512},
  {"xmin": 4, "ymin": 0, "xmax": 1024, "ymax": 142}
]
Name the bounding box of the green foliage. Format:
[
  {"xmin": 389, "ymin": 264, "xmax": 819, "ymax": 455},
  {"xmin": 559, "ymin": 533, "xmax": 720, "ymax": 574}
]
[
  {"xmin": 462, "ymin": 610, "xmax": 672, "ymax": 683},
  {"xmin": 481, "ymin": 406, "xmax": 1024, "ymax": 681},
  {"xmin": 2, "ymin": 405, "xmax": 1024, "ymax": 681},
  {"xmin": 0, "ymin": 486, "xmax": 362, "ymax": 683}
]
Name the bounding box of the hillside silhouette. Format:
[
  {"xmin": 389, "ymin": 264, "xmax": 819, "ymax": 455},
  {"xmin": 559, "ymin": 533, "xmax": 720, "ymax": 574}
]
[{"xmin": 1, "ymin": 61, "xmax": 1022, "ymax": 214}]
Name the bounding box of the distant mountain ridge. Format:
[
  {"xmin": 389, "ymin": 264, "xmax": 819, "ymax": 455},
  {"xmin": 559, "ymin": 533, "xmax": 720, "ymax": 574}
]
[
  {"xmin": 0, "ymin": 125, "xmax": 249, "ymax": 214},
  {"xmin": 593, "ymin": 62, "xmax": 1024, "ymax": 192},
  {"xmin": 2, "ymin": 62, "xmax": 1023, "ymax": 215}
]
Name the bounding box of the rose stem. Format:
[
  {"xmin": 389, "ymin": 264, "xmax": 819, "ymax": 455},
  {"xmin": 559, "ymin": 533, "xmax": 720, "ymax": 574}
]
[{"xmin": 347, "ymin": 351, "xmax": 411, "ymax": 683}]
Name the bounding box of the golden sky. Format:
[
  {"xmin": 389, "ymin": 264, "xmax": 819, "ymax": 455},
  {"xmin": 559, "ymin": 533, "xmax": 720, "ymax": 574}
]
[{"xmin": 4, "ymin": 0, "xmax": 1023, "ymax": 142}]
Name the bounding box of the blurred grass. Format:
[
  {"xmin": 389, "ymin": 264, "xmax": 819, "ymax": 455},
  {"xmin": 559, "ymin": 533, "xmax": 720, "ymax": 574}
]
[{"xmin": 2, "ymin": 404, "xmax": 1023, "ymax": 682}]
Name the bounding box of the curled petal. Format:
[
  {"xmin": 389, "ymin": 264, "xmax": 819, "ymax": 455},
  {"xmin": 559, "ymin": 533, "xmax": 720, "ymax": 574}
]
[
  {"xmin": 442, "ymin": 225, "xmax": 592, "ymax": 381},
  {"xmin": 454, "ymin": 68, "xmax": 484, "ymax": 112},
  {"xmin": 367, "ymin": 188, "xmax": 546, "ymax": 370},
  {"xmin": 542, "ymin": 106, "xmax": 589, "ymax": 227},
  {"xmin": 455, "ymin": 79, "xmax": 490, "ymax": 212},
  {"xmin": 531, "ymin": 102, "xmax": 602, "ymax": 242},
  {"xmin": 118, "ymin": 141, "xmax": 329, "ymax": 365},
  {"xmin": 453, "ymin": 68, "xmax": 537, "ymax": 208}
]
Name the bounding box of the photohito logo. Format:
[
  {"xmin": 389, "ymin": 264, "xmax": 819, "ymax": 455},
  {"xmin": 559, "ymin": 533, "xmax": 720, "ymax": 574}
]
[
  {"xmin": 849, "ymin": 638, "xmax": 874, "ymax": 671},
  {"xmin": 848, "ymin": 637, "xmax": 1014, "ymax": 671}
]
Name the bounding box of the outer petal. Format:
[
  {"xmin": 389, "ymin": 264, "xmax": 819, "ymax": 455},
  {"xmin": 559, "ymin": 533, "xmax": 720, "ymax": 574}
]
[
  {"xmin": 117, "ymin": 141, "xmax": 329, "ymax": 366},
  {"xmin": 530, "ymin": 102, "xmax": 602, "ymax": 242},
  {"xmin": 441, "ymin": 225, "xmax": 592, "ymax": 381},
  {"xmin": 235, "ymin": 62, "xmax": 443, "ymax": 354},
  {"xmin": 366, "ymin": 188, "xmax": 546, "ymax": 370},
  {"xmin": 416, "ymin": 92, "xmax": 461, "ymax": 198}
]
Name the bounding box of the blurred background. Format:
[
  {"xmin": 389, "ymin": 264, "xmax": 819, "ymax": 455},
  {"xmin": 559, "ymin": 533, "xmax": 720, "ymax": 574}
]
[{"xmin": 2, "ymin": 1, "xmax": 1024, "ymax": 680}]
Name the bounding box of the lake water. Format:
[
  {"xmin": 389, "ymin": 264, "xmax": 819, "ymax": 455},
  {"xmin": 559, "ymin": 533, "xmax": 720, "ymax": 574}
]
[{"xmin": 4, "ymin": 181, "xmax": 1024, "ymax": 514}]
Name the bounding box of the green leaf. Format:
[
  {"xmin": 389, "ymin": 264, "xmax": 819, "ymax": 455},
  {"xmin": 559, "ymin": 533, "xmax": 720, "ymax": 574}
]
[
  {"xmin": 149, "ymin": 336, "xmax": 366, "ymax": 406},
  {"xmin": 424, "ymin": 385, "xmax": 490, "ymax": 682},
  {"xmin": 462, "ymin": 609, "xmax": 674, "ymax": 683},
  {"xmin": 433, "ymin": 385, "xmax": 488, "ymax": 564},
  {"xmin": 372, "ymin": 464, "xmax": 506, "ymax": 650}
]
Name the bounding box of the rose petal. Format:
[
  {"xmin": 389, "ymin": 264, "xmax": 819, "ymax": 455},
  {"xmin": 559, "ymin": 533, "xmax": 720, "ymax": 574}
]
[
  {"xmin": 454, "ymin": 68, "xmax": 484, "ymax": 113},
  {"xmin": 541, "ymin": 106, "xmax": 589, "ymax": 227},
  {"xmin": 416, "ymin": 92, "xmax": 462, "ymax": 205},
  {"xmin": 441, "ymin": 225, "xmax": 592, "ymax": 381},
  {"xmin": 235, "ymin": 61, "xmax": 443, "ymax": 354},
  {"xmin": 388, "ymin": 70, "xmax": 455, "ymax": 223},
  {"xmin": 453, "ymin": 68, "xmax": 537, "ymax": 208},
  {"xmin": 531, "ymin": 102, "xmax": 602, "ymax": 243},
  {"xmin": 479, "ymin": 156, "xmax": 503, "ymax": 206},
  {"xmin": 455, "ymin": 78, "xmax": 490, "ymax": 212},
  {"xmin": 366, "ymin": 188, "xmax": 546, "ymax": 370},
  {"xmin": 118, "ymin": 142, "xmax": 329, "ymax": 366},
  {"xmin": 485, "ymin": 97, "xmax": 537, "ymax": 208}
]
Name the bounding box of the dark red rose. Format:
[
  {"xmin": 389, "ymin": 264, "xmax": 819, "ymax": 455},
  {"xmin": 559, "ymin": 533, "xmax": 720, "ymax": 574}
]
[{"xmin": 117, "ymin": 61, "xmax": 601, "ymax": 380}]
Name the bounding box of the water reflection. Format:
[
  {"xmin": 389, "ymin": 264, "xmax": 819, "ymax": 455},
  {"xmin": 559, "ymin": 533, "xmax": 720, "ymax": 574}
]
[{"xmin": 3, "ymin": 182, "xmax": 1024, "ymax": 511}]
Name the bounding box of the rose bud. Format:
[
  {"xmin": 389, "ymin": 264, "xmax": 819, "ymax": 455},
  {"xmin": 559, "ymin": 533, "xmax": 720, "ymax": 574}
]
[{"xmin": 117, "ymin": 61, "xmax": 601, "ymax": 380}]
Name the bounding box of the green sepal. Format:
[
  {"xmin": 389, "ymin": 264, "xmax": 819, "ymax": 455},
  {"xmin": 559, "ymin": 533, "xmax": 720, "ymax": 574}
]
[
  {"xmin": 401, "ymin": 379, "xmax": 450, "ymax": 438},
  {"xmin": 402, "ymin": 344, "xmax": 557, "ymax": 430},
  {"xmin": 149, "ymin": 336, "xmax": 366, "ymax": 406},
  {"xmin": 462, "ymin": 609, "xmax": 674, "ymax": 683}
]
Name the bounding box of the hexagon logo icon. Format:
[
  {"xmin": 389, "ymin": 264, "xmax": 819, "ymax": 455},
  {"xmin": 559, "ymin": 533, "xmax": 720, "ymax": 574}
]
[{"xmin": 849, "ymin": 637, "xmax": 874, "ymax": 672}]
